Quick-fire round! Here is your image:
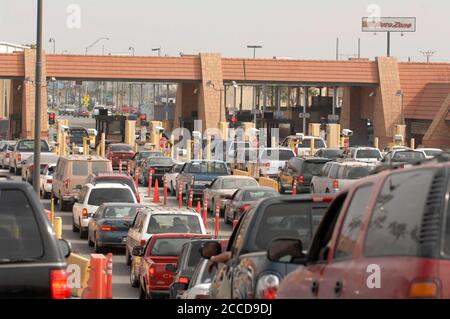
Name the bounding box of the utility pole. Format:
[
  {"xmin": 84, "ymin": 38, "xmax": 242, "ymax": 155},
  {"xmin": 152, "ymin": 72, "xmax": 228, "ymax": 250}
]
[
  {"xmin": 33, "ymin": 0, "xmax": 43, "ymax": 194},
  {"xmin": 420, "ymin": 50, "xmax": 436, "ymax": 63},
  {"xmin": 247, "ymin": 45, "xmax": 262, "ymax": 58},
  {"xmin": 336, "ymin": 38, "xmax": 339, "ymax": 60}
]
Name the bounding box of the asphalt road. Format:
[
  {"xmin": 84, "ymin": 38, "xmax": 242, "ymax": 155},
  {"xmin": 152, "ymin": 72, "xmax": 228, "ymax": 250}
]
[{"xmin": 1, "ymin": 167, "xmax": 233, "ymax": 299}]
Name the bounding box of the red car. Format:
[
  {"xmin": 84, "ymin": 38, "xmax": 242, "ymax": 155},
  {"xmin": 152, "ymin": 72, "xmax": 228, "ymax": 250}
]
[
  {"xmin": 106, "ymin": 143, "xmax": 135, "ymax": 169},
  {"xmin": 276, "ymin": 154, "xmax": 450, "ymax": 299},
  {"xmin": 132, "ymin": 233, "xmax": 211, "ymax": 299}
]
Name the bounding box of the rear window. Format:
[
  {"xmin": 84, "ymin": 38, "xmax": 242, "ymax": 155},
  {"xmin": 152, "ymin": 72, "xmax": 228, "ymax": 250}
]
[
  {"xmin": 17, "ymin": 140, "xmax": 49, "ymax": 152},
  {"xmin": 72, "ymin": 161, "xmax": 88, "ymax": 176},
  {"xmin": 261, "ymin": 149, "xmax": 294, "ymax": 161},
  {"xmin": 323, "ymin": 149, "xmax": 343, "ymax": 158},
  {"xmin": 147, "ymin": 214, "xmax": 202, "ymax": 234},
  {"xmin": 0, "ymin": 190, "xmax": 44, "ymax": 260},
  {"xmin": 424, "ymin": 150, "xmax": 442, "ymax": 157},
  {"xmin": 356, "ymin": 149, "xmax": 381, "ymax": 159},
  {"xmin": 187, "ymin": 162, "xmax": 228, "ymax": 174},
  {"xmin": 222, "ymin": 178, "xmax": 258, "ymax": 189},
  {"xmin": 254, "ymin": 202, "xmax": 328, "ymax": 251},
  {"xmin": 303, "ymin": 161, "xmax": 327, "ymax": 175},
  {"xmin": 345, "ymin": 166, "xmax": 373, "ymax": 179},
  {"xmin": 364, "ymin": 169, "xmax": 436, "ymax": 257},
  {"xmin": 92, "ymin": 162, "xmax": 109, "ymax": 174},
  {"xmin": 148, "ymin": 158, "xmax": 174, "ymax": 165},
  {"xmin": 392, "ymin": 151, "xmax": 425, "ymax": 161},
  {"xmin": 139, "ymin": 152, "xmax": 163, "ymax": 160},
  {"xmin": 150, "ymin": 238, "xmax": 196, "ymax": 256},
  {"xmin": 101, "ymin": 206, "xmax": 138, "ymax": 219},
  {"xmin": 88, "ymin": 188, "xmax": 134, "ymax": 206},
  {"xmin": 243, "ymin": 189, "xmax": 277, "ymax": 201},
  {"xmin": 111, "ymin": 144, "xmax": 133, "ymax": 152},
  {"xmin": 295, "ymin": 139, "xmax": 326, "ymax": 149},
  {"xmin": 184, "ymin": 242, "xmax": 204, "ymax": 274},
  {"xmin": 69, "ymin": 129, "xmax": 89, "ymax": 145},
  {"xmin": 95, "ymin": 178, "xmax": 136, "ymax": 193}
]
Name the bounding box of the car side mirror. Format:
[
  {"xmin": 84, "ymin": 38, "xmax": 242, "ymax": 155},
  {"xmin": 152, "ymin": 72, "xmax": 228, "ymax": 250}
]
[
  {"xmin": 172, "ymin": 282, "xmax": 189, "ymax": 292},
  {"xmin": 132, "ymin": 246, "xmax": 144, "ymax": 257},
  {"xmin": 165, "ymin": 263, "xmax": 177, "ymax": 272},
  {"xmin": 224, "ymin": 195, "xmax": 233, "ymax": 200},
  {"xmin": 199, "ymin": 242, "xmax": 222, "ymax": 259},
  {"xmin": 267, "ymin": 238, "xmax": 306, "ymax": 264},
  {"xmin": 58, "ymin": 239, "xmax": 72, "ymax": 258}
]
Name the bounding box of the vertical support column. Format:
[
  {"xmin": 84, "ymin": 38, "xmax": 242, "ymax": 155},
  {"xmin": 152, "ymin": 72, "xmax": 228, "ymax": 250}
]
[{"xmin": 303, "ymin": 87, "xmax": 309, "ymax": 134}]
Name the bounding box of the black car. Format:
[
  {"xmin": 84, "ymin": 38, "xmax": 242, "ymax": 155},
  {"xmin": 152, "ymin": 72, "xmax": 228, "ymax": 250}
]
[
  {"xmin": 139, "ymin": 156, "xmax": 175, "ymax": 186},
  {"xmin": 278, "ymin": 157, "xmax": 332, "ymax": 194},
  {"xmin": 168, "ymin": 238, "xmax": 217, "ymax": 299},
  {"xmin": 202, "ymin": 193, "xmax": 335, "ymax": 299},
  {"xmin": 130, "ymin": 151, "xmax": 164, "ymax": 177},
  {"xmin": 0, "ymin": 179, "xmax": 72, "ymax": 298}
]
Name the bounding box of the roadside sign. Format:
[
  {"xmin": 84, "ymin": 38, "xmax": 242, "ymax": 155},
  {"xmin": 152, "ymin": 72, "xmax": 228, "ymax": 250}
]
[
  {"xmin": 299, "ymin": 113, "xmax": 311, "ymax": 119},
  {"xmin": 83, "ymin": 95, "xmax": 90, "ymax": 107}
]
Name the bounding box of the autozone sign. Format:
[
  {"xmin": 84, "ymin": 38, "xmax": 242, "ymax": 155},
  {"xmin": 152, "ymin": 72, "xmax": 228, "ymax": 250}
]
[{"xmin": 362, "ymin": 17, "xmax": 416, "ymax": 32}]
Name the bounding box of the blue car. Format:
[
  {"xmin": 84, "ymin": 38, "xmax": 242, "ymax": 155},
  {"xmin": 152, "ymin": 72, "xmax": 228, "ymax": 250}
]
[{"xmin": 87, "ymin": 203, "xmax": 143, "ymax": 253}]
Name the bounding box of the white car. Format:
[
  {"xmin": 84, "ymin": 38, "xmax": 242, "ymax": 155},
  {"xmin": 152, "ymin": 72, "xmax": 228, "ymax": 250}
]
[
  {"xmin": 125, "ymin": 206, "xmax": 207, "ymax": 266},
  {"xmin": 164, "ymin": 163, "xmax": 185, "ymax": 195},
  {"xmin": 255, "ymin": 147, "xmax": 296, "ymax": 178},
  {"xmin": 415, "ymin": 148, "xmax": 443, "ymax": 159},
  {"xmin": 40, "ymin": 164, "xmax": 56, "ymax": 199},
  {"xmin": 72, "ymin": 183, "xmax": 137, "ymax": 239},
  {"xmin": 344, "ymin": 147, "xmax": 382, "ymax": 164},
  {"xmin": 182, "ymin": 259, "xmax": 215, "ymax": 299}
]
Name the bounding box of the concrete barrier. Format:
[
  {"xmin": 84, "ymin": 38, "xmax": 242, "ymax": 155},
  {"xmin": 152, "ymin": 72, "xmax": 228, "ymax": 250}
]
[
  {"xmin": 233, "ymin": 169, "xmax": 250, "ymax": 177},
  {"xmin": 259, "ymin": 177, "xmax": 279, "ymax": 191},
  {"xmin": 67, "ymin": 253, "xmax": 91, "ymax": 298}
]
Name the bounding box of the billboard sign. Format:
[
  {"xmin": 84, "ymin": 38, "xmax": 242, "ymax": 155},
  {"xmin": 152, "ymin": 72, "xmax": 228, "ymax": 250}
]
[{"xmin": 362, "ymin": 17, "xmax": 416, "ymax": 33}]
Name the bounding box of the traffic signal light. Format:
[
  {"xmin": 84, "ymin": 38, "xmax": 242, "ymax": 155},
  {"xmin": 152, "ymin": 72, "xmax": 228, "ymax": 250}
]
[
  {"xmin": 140, "ymin": 113, "xmax": 147, "ymax": 121},
  {"xmin": 48, "ymin": 112, "xmax": 56, "ymax": 125}
]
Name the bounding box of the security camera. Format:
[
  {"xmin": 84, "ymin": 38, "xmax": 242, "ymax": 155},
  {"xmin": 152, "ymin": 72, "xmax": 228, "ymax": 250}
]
[
  {"xmin": 249, "ymin": 128, "xmax": 260, "ymax": 134},
  {"xmin": 342, "ymin": 129, "xmax": 353, "ymax": 137},
  {"xmin": 192, "ymin": 131, "xmax": 202, "ymax": 139},
  {"xmin": 155, "ymin": 126, "xmax": 164, "ymax": 133}
]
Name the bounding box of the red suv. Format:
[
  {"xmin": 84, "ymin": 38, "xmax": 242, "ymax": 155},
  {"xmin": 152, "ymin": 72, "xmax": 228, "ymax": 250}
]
[
  {"xmin": 132, "ymin": 233, "xmax": 211, "ymax": 299},
  {"xmin": 106, "ymin": 143, "xmax": 135, "ymax": 169},
  {"xmin": 276, "ymin": 154, "xmax": 450, "ymax": 299}
]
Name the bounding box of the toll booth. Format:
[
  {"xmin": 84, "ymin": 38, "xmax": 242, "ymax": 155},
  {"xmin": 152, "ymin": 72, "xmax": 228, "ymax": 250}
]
[{"xmin": 95, "ymin": 114, "xmax": 127, "ymax": 147}]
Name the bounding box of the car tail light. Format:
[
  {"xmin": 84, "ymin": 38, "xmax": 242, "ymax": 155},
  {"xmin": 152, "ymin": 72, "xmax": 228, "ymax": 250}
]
[
  {"xmin": 298, "ymin": 175, "xmax": 305, "ymax": 184},
  {"xmin": 50, "ymin": 270, "xmax": 71, "ymax": 299},
  {"xmin": 47, "ymin": 179, "xmax": 53, "ymax": 184},
  {"xmin": 148, "ymin": 266, "xmax": 155, "ymax": 276},
  {"xmin": 195, "ymin": 294, "xmax": 209, "ymax": 299},
  {"xmin": 100, "ymin": 224, "xmax": 117, "ymax": 231},
  {"xmin": 140, "ymin": 239, "xmax": 147, "ymax": 247},
  {"xmin": 256, "ymin": 274, "xmax": 279, "ymax": 299},
  {"xmin": 409, "ymin": 280, "xmax": 440, "ymax": 299},
  {"xmin": 241, "ymin": 204, "xmax": 250, "ymax": 213},
  {"xmin": 265, "ymin": 163, "xmax": 270, "ymax": 170},
  {"xmin": 178, "ymin": 277, "xmax": 189, "ymax": 284},
  {"xmin": 82, "ymin": 208, "xmax": 88, "ymax": 218},
  {"xmin": 333, "ymin": 180, "xmax": 339, "ymax": 189},
  {"xmin": 312, "ymin": 196, "xmax": 334, "ymax": 203},
  {"xmin": 17, "ymin": 154, "xmax": 21, "ymax": 162},
  {"xmin": 64, "ymin": 179, "xmax": 69, "ymax": 190}
]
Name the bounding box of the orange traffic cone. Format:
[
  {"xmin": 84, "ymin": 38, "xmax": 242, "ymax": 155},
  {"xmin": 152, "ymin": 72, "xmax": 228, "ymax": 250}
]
[
  {"xmin": 153, "ymin": 179, "xmax": 161, "ymax": 203},
  {"xmin": 196, "ymin": 200, "xmax": 201, "ymax": 215}
]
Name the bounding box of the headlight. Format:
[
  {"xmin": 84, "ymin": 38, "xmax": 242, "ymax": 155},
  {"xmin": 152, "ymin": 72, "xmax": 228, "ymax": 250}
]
[{"xmin": 255, "ymin": 273, "xmax": 280, "ymax": 299}]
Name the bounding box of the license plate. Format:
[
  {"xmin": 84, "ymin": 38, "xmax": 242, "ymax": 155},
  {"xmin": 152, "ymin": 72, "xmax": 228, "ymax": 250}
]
[{"xmin": 122, "ymin": 237, "xmax": 127, "ymax": 243}]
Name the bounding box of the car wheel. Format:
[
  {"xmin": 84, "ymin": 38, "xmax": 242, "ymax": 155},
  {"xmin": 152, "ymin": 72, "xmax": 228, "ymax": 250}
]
[
  {"xmin": 14, "ymin": 167, "xmax": 20, "ymax": 176},
  {"xmin": 59, "ymin": 198, "xmax": 66, "ymax": 211},
  {"xmin": 224, "ymin": 210, "xmax": 231, "ymax": 224},
  {"xmin": 278, "ymin": 179, "xmax": 285, "ymax": 194},
  {"xmin": 79, "ymin": 219, "xmax": 87, "ymax": 239},
  {"xmin": 311, "ymin": 185, "xmax": 315, "ymax": 194},
  {"xmin": 94, "ymin": 239, "xmax": 102, "ymax": 253},
  {"xmin": 9, "ymin": 166, "xmax": 13, "ymax": 173},
  {"xmin": 72, "ymin": 217, "xmax": 79, "ymax": 233},
  {"xmin": 325, "ymin": 189, "xmax": 330, "ymax": 193},
  {"xmin": 170, "ymin": 182, "xmax": 175, "ymax": 196},
  {"xmin": 139, "ymin": 286, "xmax": 146, "ymax": 299},
  {"xmin": 52, "ymin": 193, "xmax": 59, "ymax": 204},
  {"xmin": 88, "ymin": 232, "xmax": 94, "ymax": 247},
  {"xmin": 125, "ymin": 247, "xmax": 132, "ymax": 266},
  {"xmin": 130, "ymin": 264, "xmax": 139, "ymax": 288}
]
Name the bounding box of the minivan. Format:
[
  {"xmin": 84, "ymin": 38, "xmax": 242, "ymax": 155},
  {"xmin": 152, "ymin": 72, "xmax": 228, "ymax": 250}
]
[{"xmin": 52, "ymin": 155, "xmax": 112, "ymax": 211}]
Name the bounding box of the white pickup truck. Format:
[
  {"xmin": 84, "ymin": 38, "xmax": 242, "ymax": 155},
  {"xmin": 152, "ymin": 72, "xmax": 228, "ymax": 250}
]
[{"xmin": 9, "ymin": 139, "xmax": 52, "ymax": 175}]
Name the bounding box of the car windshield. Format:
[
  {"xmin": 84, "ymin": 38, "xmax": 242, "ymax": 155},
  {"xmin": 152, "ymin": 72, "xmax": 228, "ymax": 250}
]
[
  {"xmin": 101, "ymin": 206, "xmax": 138, "ymax": 219},
  {"xmin": 260, "ymin": 149, "xmax": 294, "ymax": 161},
  {"xmin": 222, "ymin": 178, "xmax": 258, "ymax": 189},
  {"xmin": 17, "ymin": 140, "xmax": 49, "ymax": 152},
  {"xmin": 140, "ymin": 152, "xmax": 163, "ymax": 160},
  {"xmin": 148, "ymin": 157, "xmax": 174, "ymax": 166},
  {"xmin": 346, "ymin": 166, "xmax": 373, "ymax": 179},
  {"xmin": 187, "ymin": 162, "xmax": 228, "ymax": 174},
  {"xmin": 254, "ymin": 203, "xmax": 328, "ymax": 251},
  {"xmin": 356, "ymin": 149, "xmax": 381, "ymax": 159},
  {"xmin": 95, "ymin": 178, "xmax": 137, "ymax": 193},
  {"xmin": 147, "ymin": 214, "xmax": 202, "ymax": 234},
  {"xmin": 69, "ymin": 129, "xmax": 89, "ymax": 145},
  {"xmin": 295, "ymin": 139, "xmax": 326, "ymax": 149},
  {"xmin": 88, "ymin": 188, "xmax": 134, "ymax": 206},
  {"xmin": 243, "ymin": 189, "xmax": 277, "ymax": 201},
  {"xmin": 150, "ymin": 238, "xmax": 196, "ymax": 256},
  {"xmin": 111, "ymin": 144, "xmax": 133, "ymax": 152},
  {"xmin": 0, "ymin": 189, "xmax": 43, "ymax": 260},
  {"xmin": 303, "ymin": 161, "xmax": 327, "ymax": 175},
  {"xmin": 392, "ymin": 151, "xmax": 426, "ymax": 161}
]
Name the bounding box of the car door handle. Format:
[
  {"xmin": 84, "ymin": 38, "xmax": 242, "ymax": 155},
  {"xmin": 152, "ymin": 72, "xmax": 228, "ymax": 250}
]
[
  {"xmin": 311, "ymin": 280, "xmax": 319, "ymax": 296},
  {"xmin": 334, "ymin": 281, "xmax": 343, "ymax": 297}
]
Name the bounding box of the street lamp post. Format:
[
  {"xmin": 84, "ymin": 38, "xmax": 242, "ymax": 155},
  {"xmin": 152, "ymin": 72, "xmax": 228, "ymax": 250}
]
[
  {"xmin": 33, "ymin": 0, "xmax": 43, "ymax": 194},
  {"xmin": 247, "ymin": 45, "xmax": 262, "ymax": 58},
  {"xmin": 49, "ymin": 37, "xmax": 56, "ymax": 54},
  {"xmin": 85, "ymin": 37, "xmax": 110, "ymax": 55},
  {"xmin": 129, "ymin": 46, "xmax": 135, "ymax": 56},
  {"xmin": 152, "ymin": 47, "xmax": 161, "ymax": 56}
]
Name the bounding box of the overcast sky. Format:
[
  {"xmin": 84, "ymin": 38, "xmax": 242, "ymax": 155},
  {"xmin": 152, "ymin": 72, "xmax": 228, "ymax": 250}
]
[{"xmin": 1, "ymin": 0, "xmax": 448, "ymax": 61}]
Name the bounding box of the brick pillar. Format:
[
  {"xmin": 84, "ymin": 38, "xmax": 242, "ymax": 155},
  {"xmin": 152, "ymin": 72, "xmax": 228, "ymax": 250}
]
[
  {"xmin": 198, "ymin": 53, "xmax": 225, "ymax": 129},
  {"xmin": 422, "ymin": 92, "xmax": 450, "ymax": 148},
  {"xmin": 373, "ymin": 57, "xmax": 402, "ymax": 149},
  {"xmin": 22, "ymin": 49, "xmax": 48, "ymax": 139}
]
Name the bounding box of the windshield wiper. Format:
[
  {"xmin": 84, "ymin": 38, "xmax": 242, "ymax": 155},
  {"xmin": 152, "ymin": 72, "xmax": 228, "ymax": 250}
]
[{"xmin": 0, "ymin": 257, "xmax": 38, "ymax": 264}]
